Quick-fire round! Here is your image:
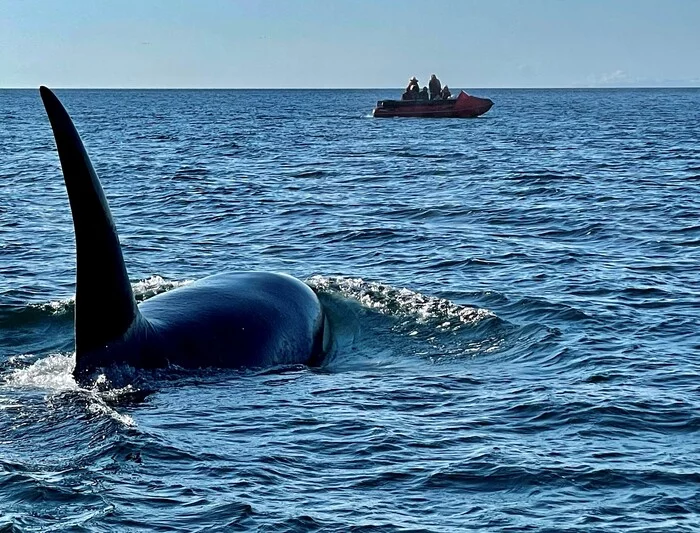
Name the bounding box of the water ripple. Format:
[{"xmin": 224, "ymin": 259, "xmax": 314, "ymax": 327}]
[{"xmin": 1, "ymin": 88, "xmax": 699, "ymax": 531}]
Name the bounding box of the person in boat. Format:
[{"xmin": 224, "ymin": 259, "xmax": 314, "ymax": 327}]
[
  {"xmin": 440, "ymin": 85, "xmax": 452, "ymax": 100},
  {"xmin": 428, "ymin": 74, "xmax": 442, "ymax": 100},
  {"xmin": 405, "ymin": 77, "xmax": 420, "ymax": 100},
  {"xmin": 419, "ymin": 86, "xmax": 429, "ymax": 100}
]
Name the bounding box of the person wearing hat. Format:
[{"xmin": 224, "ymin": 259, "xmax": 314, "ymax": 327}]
[{"xmin": 404, "ymin": 77, "xmax": 420, "ymax": 100}]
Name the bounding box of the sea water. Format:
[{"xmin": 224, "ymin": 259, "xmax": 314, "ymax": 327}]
[{"xmin": 1, "ymin": 88, "xmax": 699, "ymax": 531}]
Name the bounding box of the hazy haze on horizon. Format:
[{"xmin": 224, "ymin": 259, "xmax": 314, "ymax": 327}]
[{"xmin": 1, "ymin": 0, "xmax": 699, "ymax": 89}]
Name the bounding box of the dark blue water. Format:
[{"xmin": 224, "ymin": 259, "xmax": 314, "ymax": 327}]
[{"xmin": 1, "ymin": 88, "xmax": 699, "ymax": 532}]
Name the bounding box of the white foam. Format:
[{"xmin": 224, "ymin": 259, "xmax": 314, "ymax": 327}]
[
  {"xmin": 5, "ymin": 353, "xmax": 78, "ymax": 392},
  {"xmin": 30, "ymin": 298, "xmax": 74, "ymax": 315},
  {"xmin": 132, "ymin": 275, "xmax": 192, "ymax": 301},
  {"xmin": 86, "ymin": 396, "xmax": 136, "ymax": 427},
  {"xmin": 4, "ymin": 354, "xmax": 136, "ymax": 428},
  {"xmin": 307, "ymin": 275, "xmax": 494, "ymax": 326},
  {"xmin": 27, "ymin": 276, "xmax": 193, "ymax": 315}
]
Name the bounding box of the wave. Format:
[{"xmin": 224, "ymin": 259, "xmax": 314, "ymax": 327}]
[
  {"xmin": 2, "ymin": 352, "xmax": 137, "ymax": 428},
  {"xmin": 307, "ymin": 275, "xmax": 509, "ymax": 368},
  {"xmin": 131, "ymin": 275, "xmax": 193, "ymax": 301},
  {"xmin": 289, "ymin": 170, "xmax": 327, "ymax": 179},
  {"xmin": 307, "ymin": 275, "xmax": 494, "ymax": 328},
  {"xmin": 1, "ymin": 276, "xmax": 192, "ymax": 326},
  {"xmin": 9, "ymin": 273, "xmax": 496, "ymax": 334},
  {"xmin": 4, "ymin": 352, "xmax": 77, "ymax": 392},
  {"xmin": 2, "ymin": 274, "xmax": 513, "ymax": 388}
]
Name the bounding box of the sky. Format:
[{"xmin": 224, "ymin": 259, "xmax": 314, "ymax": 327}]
[{"xmin": 1, "ymin": 0, "xmax": 699, "ymax": 88}]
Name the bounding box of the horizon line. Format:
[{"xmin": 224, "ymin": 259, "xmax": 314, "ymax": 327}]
[{"xmin": 2, "ymin": 85, "xmax": 700, "ymax": 90}]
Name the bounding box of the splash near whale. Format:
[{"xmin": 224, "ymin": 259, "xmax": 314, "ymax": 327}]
[{"xmin": 39, "ymin": 86, "xmax": 331, "ymax": 385}]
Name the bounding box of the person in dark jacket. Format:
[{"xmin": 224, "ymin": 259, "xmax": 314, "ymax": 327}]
[
  {"xmin": 428, "ymin": 74, "xmax": 442, "ymax": 100},
  {"xmin": 419, "ymin": 86, "xmax": 429, "ymax": 100},
  {"xmin": 405, "ymin": 77, "xmax": 419, "ymax": 99},
  {"xmin": 440, "ymin": 85, "xmax": 452, "ymax": 100}
]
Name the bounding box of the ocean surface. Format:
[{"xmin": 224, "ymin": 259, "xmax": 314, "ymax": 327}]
[{"xmin": 1, "ymin": 88, "xmax": 699, "ymax": 532}]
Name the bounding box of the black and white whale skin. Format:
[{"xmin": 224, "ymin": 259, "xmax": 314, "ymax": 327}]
[{"xmin": 39, "ymin": 86, "xmax": 331, "ymax": 385}]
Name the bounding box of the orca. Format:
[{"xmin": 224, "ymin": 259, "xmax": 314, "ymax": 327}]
[{"xmin": 39, "ymin": 86, "xmax": 331, "ymax": 385}]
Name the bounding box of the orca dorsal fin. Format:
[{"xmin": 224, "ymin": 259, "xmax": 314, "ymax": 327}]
[{"xmin": 40, "ymin": 86, "xmax": 139, "ymax": 355}]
